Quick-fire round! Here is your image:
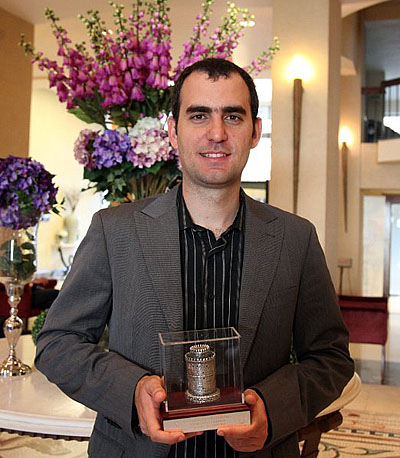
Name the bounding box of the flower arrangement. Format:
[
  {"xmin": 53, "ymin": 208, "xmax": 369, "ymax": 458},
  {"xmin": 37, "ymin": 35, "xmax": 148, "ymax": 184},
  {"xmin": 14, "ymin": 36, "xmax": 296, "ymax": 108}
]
[
  {"xmin": 73, "ymin": 117, "xmax": 178, "ymax": 201},
  {"xmin": 0, "ymin": 156, "xmax": 59, "ymax": 230},
  {"xmin": 0, "ymin": 156, "xmax": 59, "ymax": 283},
  {"xmin": 20, "ymin": 0, "xmax": 279, "ymax": 202}
]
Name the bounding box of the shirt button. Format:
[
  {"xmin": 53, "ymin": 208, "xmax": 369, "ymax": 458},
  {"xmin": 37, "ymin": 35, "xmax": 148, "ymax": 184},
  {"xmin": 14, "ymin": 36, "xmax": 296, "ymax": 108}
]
[{"xmin": 208, "ymin": 293, "xmax": 215, "ymax": 300}]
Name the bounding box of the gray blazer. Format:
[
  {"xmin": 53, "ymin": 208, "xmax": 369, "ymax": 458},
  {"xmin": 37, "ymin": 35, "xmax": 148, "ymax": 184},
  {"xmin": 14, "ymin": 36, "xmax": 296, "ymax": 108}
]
[{"xmin": 35, "ymin": 187, "xmax": 353, "ymax": 458}]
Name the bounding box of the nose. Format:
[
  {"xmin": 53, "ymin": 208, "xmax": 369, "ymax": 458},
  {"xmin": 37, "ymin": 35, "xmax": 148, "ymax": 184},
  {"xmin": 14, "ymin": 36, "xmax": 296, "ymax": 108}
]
[{"xmin": 207, "ymin": 117, "xmax": 228, "ymax": 143}]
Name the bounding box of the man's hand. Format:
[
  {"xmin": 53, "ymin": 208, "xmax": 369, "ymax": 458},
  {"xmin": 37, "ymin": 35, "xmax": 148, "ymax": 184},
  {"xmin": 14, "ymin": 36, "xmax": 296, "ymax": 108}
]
[
  {"xmin": 134, "ymin": 375, "xmax": 202, "ymax": 445},
  {"xmin": 216, "ymin": 389, "xmax": 268, "ymax": 453}
]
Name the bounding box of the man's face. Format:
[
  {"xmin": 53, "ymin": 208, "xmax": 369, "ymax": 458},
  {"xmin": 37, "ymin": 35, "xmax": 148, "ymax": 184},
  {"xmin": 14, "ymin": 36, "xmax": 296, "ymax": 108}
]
[{"xmin": 168, "ymin": 71, "xmax": 261, "ymax": 191}]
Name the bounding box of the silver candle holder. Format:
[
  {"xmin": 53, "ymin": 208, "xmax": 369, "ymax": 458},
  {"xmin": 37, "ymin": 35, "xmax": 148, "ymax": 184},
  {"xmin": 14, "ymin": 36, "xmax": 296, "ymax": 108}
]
[{"xmin": 185, "ymin": 344, "xmax": 220, "ymax": 403}]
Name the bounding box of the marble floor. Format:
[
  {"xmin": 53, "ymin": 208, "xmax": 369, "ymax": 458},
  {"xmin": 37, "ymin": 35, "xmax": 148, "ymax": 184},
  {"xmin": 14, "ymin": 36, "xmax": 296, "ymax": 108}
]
[{"xmin": 345, "ymin": 382, "xmax": 400, "ymax": 415}]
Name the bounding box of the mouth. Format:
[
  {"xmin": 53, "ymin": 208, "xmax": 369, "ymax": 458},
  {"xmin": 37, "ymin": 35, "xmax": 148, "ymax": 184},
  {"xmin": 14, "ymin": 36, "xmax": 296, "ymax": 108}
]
[{"xmin": 200, "ymin": 152, "xmax": 230, "ymax": 158}]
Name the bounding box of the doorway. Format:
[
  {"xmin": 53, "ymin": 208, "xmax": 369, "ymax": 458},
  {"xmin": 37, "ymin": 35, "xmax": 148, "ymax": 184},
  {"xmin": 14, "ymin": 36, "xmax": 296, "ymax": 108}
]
[
  {"xmin": 386, "ymin": 196, "xmax": 400, "ymax": 296},
  {"xmin": 362, "ymin": 194, "xmax": 400, "ymax": 296}
]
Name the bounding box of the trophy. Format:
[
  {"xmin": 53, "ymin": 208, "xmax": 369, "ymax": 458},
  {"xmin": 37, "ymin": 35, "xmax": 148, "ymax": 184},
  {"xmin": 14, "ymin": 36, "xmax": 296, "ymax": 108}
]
[
  {"xmin": 185, "ymin": 343, "xmax": 220, "ymax": 403},
  {"xmin": 159, "ymin": 327, "xmax": 250, "ymax": 433}
]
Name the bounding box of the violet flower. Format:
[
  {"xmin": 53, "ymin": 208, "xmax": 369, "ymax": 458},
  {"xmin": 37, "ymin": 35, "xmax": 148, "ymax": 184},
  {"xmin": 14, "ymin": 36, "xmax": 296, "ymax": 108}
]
[{"xmin": 0, "ymin": 156, "xmax": 58, "ymax": 230}]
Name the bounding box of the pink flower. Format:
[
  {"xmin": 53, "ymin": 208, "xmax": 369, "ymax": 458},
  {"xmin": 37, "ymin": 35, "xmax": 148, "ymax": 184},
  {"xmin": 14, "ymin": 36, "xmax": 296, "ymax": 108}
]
[
  {"xmin": 120, "ymin": 59, "xmax": 128, "ymax": 71},
  {"xmin": 146, "ymin": 71, "xmax": 156, "ymax": 86},
  {"xmin": 130, "ymin": 85, "xmax": 144, "ymax": 101}
]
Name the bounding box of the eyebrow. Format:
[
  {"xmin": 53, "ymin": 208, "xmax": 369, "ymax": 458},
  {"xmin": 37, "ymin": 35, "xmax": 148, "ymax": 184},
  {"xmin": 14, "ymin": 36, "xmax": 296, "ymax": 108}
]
[{"xmin": 185, "ymin": 105, "xmax": 247, "ymax": 115}]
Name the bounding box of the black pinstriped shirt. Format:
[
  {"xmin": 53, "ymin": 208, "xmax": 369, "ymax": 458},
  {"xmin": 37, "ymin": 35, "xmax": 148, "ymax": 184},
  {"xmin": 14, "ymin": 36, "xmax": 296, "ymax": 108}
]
[{"xmin": 168, "ymin": 186, "xmax": 245, "ymax": 458}]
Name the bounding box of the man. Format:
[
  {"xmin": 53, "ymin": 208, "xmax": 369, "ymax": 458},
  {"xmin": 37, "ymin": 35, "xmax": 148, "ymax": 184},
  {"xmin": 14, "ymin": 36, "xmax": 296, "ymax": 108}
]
[{"xmin": 36, "ymin": 58, "xmax": 354, "ymax": 458}]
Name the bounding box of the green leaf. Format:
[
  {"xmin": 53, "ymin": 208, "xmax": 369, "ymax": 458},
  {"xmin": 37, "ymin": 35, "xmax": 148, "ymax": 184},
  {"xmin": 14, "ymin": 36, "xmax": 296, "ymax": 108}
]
[
  {"xmin": 72, "ymin": 94, "xmax": 107, "ymax": 126},
  {"xmin": 68, "ymin": 108, "xmax": 96, "ymax": 124},
  {"xmin": 26, "ymin": 231, "xmax": 35, "ymax": 241},
  {"xmin": 147, "ymin": 161, "xmax": 163, "ymax": 175},
  {"xmin": 0, "ymin": 257, "xmax": 10, "ymax": 271},
  {"xmin": 32, "ymin": 309, "xmax": 49, "ymax": 345},
  {"xmin": 114, "ymin": 178, "xmax": 125, "ymax": 191},
  {"xmin": 11, "ymin": 246, "xmax": 23, "ymax": 262}
]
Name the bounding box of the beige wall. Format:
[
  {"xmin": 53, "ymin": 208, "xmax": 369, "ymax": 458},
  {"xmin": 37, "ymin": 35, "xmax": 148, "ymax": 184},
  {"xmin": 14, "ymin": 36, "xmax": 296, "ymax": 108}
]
[
  {"xmin": 0, "ymin": 8, "xmax": 33, "ymax": 158},
  {"xmin": 377, "ymin": 138, "xmax": 400, "ymax": 163},
  {"xmin": 29, "ymin": 80, "xmax": 103, "ymax": 272},
  {"xmin": 361, "ymin": 143, "xmax": 400, "ymax": 190},
  {"xmin": 270, "ymin": 0, "xmax": 341, "ymax": 284},
  {"xmin": 325, "ymin": 0, "xmax": 342, "ymax": 283},
  {"xmin": 338, "ymin": 13, "xmax": 363, "ymax": 294}
]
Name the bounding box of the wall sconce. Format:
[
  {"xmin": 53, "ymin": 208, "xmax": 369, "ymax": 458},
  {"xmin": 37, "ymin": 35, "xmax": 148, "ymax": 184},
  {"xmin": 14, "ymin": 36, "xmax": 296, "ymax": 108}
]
[
  {"xmin": 286, "ymin": 56, "xmax": 313, "ymax": 214},
  {"xmin": 339, "ymin": 127, "xmax": 352, "ymax": 232}
]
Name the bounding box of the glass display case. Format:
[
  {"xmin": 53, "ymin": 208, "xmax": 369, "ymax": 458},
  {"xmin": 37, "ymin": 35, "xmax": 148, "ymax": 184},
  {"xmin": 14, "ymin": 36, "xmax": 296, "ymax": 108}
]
[{"xmin": 159, "ymin": 327, "xmax": 250, "ymax": 433}]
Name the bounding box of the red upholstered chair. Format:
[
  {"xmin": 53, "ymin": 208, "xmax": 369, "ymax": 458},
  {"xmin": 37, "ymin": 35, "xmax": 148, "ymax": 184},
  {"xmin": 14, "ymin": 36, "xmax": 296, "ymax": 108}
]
[
  {"xmin": 0, "ymin": 284, "xmax": 33, "ymax": 319},
  {"xmin": 0, "ymin": 279, "xmax": 58, "ymax": 323},
  {"xmin": 338, "ymin": 295, "xmax": 388, "ymax": 383}
]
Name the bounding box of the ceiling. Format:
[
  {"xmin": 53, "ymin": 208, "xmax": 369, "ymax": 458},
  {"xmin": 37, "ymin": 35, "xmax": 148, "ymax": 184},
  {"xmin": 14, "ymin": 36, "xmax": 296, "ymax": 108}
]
[
  {"xmin": 0, "ymin": 0, "xmax": 390, "ymax": 24},
  {"xmin": 365, "ymin": 18, "xmax": 400, "ymax": 80}
]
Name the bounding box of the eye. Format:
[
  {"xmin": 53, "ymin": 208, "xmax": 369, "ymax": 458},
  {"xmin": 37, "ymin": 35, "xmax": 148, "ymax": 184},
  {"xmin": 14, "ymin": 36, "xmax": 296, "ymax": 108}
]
[
  {"xmin": 225, "ymin": 114, "xmax": 242, "ymax": 122},
  {"xmin": 190, "ymin": 113, "xmax": 207, "ymax": 121}
]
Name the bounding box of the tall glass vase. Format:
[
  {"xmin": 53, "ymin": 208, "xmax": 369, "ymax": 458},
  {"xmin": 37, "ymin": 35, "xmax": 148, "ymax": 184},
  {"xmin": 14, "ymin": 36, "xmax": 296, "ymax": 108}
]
[{"xmin": 0, "ymin": 225, "xmax": 37, "ymax": 376}]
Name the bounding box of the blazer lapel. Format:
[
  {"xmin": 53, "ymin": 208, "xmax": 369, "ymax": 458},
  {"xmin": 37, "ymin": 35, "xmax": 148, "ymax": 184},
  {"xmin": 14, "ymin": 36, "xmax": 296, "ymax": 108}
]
[
  {"xmin": 134, "ymin": 188, "xmax": 183, "ymax": 332},
  {"xmin": 239, "ymin": 196, "xmax": 284, "ymax": 370},
  {"xmin": 133, "ymin": 190, "xmax": 284, "ymax": 363}
]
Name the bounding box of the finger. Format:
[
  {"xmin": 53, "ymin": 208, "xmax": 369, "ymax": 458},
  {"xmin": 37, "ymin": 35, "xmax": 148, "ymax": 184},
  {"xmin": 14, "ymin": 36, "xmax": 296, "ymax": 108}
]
[
  {"xmin": 184, "ymin": 431, "xmax": 204, "ymax": 440},
  {"xmin": 145, "ymin": 378, "xmax": 167, "ymax": 404},
  {"xmin": 147, "ymin": 428, "xmax": 186, "ymax": 445},
  {"xmin": 217, "ymin": 424, "xmax": 251, "ymax": 437},
  {"xmin": 244, "ymin": 389, "xmax": 258, "ymax": 406}
]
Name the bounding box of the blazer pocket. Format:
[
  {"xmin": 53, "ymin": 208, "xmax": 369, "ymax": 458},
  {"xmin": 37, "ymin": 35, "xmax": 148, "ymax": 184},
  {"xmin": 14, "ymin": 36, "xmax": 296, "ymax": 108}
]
[{"xmin": 88, "ymin": 427, "xmax": 125, "ymax": 457}]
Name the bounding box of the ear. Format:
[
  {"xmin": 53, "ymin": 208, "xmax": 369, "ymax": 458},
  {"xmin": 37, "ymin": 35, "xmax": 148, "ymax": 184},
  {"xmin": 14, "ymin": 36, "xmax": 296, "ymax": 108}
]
[
  {"xmin": 168, "ymin": 116, "xmax": 178, "ymax": 149},
  {"xmin": 251, "ymin": 117, "xmax": 262, "ymax": 149}
]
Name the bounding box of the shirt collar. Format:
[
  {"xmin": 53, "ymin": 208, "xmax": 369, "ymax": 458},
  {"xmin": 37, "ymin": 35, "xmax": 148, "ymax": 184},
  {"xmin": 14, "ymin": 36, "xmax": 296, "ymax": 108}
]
[{"xmin": 177, "ymin": 184, "xmax": 245, "ymax": 233}]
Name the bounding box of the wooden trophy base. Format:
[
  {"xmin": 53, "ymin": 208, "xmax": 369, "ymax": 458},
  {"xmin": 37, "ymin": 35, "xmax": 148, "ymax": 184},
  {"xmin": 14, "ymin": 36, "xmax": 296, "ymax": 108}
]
[{"xmin": 161, "ymin": 387, "xmax": 250, "ymax": 433}]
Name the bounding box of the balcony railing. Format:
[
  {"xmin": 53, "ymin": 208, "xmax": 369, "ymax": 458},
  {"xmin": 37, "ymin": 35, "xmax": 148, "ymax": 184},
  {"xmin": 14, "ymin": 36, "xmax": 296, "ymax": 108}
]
[{"xmin": 362, "ymin": 77, "xmax": 400, "ymax": 143}]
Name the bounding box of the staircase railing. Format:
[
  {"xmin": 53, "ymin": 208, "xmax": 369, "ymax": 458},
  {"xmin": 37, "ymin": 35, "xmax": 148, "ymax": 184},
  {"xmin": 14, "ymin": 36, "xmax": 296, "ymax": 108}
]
[{"xmin": 362, "ymin": 77, "xmax": 400, "ymax": 142}]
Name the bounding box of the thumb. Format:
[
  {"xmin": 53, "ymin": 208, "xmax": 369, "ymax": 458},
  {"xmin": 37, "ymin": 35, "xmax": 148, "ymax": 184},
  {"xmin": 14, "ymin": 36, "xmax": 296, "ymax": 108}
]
[
  {"xmin": 146, "ymin": 378, "xmax": 166, "ymax": 403},
  {"xmin": 153, "ymin": 388, "xmax": 166, "ymax": 403},
  {"xmin": 244, "ymin": 389, "xmax": 258, "ymax": 406}
]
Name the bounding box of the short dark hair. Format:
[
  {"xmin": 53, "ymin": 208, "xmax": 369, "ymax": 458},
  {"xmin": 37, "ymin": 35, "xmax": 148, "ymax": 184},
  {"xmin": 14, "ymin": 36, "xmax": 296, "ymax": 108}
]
[{"xmin": 171, "ymin": 58, "xmax": 259, "ymax": 132}]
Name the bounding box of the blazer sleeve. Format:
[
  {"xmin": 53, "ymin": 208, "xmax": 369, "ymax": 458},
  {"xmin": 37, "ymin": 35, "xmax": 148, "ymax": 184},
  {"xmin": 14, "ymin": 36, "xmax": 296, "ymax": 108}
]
[
  {"xmin": 35, "ymin": 211, "xmax": 149, "ymax": 439},
  {"xmin": 251, "ymin": 224, "xmax": 354, "ymax": 446}
]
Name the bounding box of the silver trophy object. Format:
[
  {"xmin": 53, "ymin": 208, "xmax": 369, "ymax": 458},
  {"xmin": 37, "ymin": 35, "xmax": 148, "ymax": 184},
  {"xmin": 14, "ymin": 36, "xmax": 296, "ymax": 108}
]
[{"xmin": 185, "ymin": 344, "xmax": 220, "ymax": 403}]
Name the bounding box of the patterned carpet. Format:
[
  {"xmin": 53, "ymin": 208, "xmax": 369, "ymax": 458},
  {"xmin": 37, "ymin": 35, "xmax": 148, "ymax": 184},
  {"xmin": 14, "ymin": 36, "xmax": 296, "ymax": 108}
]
[{"xmin": 319, "ymin": 409, "xmax": 400, "ymax": 457}]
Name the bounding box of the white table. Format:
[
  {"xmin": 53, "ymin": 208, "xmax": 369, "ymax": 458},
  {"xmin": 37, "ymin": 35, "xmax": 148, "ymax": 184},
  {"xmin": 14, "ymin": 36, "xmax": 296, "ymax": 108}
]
[
  {"xmin": 0, "ymin": 335, "xmax": 361, "ymax": 443},
  {"xmin": 0, "ymin": 335, "xmax": 96, "ymax": 439}
]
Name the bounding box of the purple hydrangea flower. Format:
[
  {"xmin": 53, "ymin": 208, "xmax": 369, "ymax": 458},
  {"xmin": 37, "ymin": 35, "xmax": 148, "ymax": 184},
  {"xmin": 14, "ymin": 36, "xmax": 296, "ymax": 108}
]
[
  {"xmin": 74, "ymin": 129, "xmax": 98, "ymax": 170},
  {"xmin": 0, "ymin": 156, "xmax": 58, "ymax": 229},
  {"xmin": 92, "ymin": 130, "xmax": 132, "ymax": 169}
]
